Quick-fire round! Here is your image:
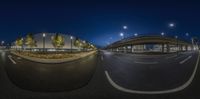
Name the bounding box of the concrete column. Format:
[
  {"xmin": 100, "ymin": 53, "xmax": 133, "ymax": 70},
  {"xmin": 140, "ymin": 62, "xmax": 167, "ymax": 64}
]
[
  {"xmin": 186, "ymin": 45, "xmax": 188, "ymax": 51},
  {"xmin": 124, "ymin": 46, "xmax": 126, "ymax": 53},
  {"xmin": 131, "ymin": 45, "xmax": 134, "ymax": 53},
  {"xmin": 180, "ymin": 45, "xmax": 183, "ymax": 51},
  {"xmin": 126, "ymin": 45, "xmax": 129, "ymax": 53},
  {"xmin": 143, "ymin": 44, "xmax": 145, "ymax": 52},
  {"xmin": 162, "ymin": 44, "xmax": 164, "ymax": 53},
  {"xmin": 167, "ymin": 44, "xmax": 170, "ymax": 53}
]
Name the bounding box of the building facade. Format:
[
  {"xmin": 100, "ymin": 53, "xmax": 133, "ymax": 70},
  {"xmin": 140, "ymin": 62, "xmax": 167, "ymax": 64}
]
[{"xmin": 11, "ymin": 33, "xmax": 87, "ymax": 52}]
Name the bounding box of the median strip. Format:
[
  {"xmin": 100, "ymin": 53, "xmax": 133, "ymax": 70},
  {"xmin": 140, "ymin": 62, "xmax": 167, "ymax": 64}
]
[{"xmin": 10, "ymin": 51, "xmax": 96, "ymax": 64}]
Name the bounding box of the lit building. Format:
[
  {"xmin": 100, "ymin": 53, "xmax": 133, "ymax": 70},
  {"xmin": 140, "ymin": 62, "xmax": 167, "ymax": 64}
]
[{"xmin": 11, "ymin": 33, "xmax": 89, "ymax": 52}]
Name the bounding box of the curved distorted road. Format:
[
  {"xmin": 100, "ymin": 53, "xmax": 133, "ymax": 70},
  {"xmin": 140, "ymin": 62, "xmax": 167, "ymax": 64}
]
[
  {"xmin": 4, "ymin": 51, "xmax": 98, "ymax": 92},
  {"xmin": 1, "ymin": 49, "xmax": 200, "ymax": 99},
  {"xmin": 101, "ymin": 50, "xmax": 199, "ymax": 91}
]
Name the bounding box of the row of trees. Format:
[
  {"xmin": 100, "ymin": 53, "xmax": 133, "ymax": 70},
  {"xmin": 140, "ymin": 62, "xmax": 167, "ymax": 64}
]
[
  {"xmin": 15, "ymin": 33, "xmax": 96, "ymax": 51},
  {"xmin": 15, "ymin": 33, "xmax": 37, "ymax": 50}
]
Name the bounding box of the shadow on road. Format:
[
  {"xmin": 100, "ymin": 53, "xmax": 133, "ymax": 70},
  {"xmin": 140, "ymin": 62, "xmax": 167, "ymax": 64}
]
[{"xmin": 4, "ymin": 53, "xmax": 98, "ymax": 92}]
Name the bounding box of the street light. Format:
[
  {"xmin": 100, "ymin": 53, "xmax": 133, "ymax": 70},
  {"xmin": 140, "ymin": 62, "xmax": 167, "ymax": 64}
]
[
  {"xmin": 120, "ymin": 32, "xmax": 124, "ymax": 39},
  {"xmin": 134, "ymin": 33, "xmax": 138, "ymax": 37},
  {"xmin": 1, "ymin": 41, "xmax": 4, "ymax": 46},
  {"xmin": 186, "ymin": 33, "xmax": 189, "ymax": 36},
  {"xmin": 42, "ymin": 33, "xmax": 46, "ymax": 52},
  {"xmin": 161, "ymin": 32, "xmax": 165, "ymax": 36},
  {"xmin": 123, "ymin": 26, "xmax": 128, "ymax": 30},
  {"xmin": 175, "ymin": 35, "xmax": 179, "ymax": 54},
  {"xmin": 169, "ymin": 23, "xmax": 175, "ymax": 28},
  {"xmin": 70, "ymin": 36, "xmax": 73, "ymax": 53}
]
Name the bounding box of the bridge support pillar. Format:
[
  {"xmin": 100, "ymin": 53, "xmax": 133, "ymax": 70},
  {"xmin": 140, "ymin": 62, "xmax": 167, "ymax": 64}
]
[
  {"xmin": 167, "ymin": 44, "xmax": 170, "ymax": 53},
  {"xmin": 161, "ymin": 44, "xmax": 164, "ymax": 53},
  {"xmin": 186, "ymin": 45, "xmax": 188, "ymax": 51},
  {"xmin": 180, "ymin": 45, "xmax": 183, "ymax": 51},
  {"xmin": 132, "ymin": 45, "xmax": 135, "ymax": 53}
]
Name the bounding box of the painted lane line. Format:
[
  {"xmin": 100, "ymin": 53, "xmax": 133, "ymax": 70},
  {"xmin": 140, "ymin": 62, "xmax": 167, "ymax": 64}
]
[
  {"xmin": 134, "ymin": 61, "xmax": 158, "ymax": 64},
  {"xmin": 105, "ymin": 51, "xmax": 200, "ymax": 94},
  {"xmin": 166, "ymin": 55, "xmax": 177, "ymax": 59},
  {"xmin": 179, "ymin": 55, "xmax": 192, "ymax": 64},
  {"xmin": 8, "ymin": 55, "xmax": 17, "ymax": 64},
  {"xmin": 175, "ymin": 55, "xmax": 186, "ymax": 60}
]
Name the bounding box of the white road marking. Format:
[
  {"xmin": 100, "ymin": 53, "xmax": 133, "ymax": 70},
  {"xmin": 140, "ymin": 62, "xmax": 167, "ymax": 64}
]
[
  {"xmin": 175, "ymin": 55, "xmax": 185, "ymax": 60},
  {"xmin": 8, "ymin": 55, "xmax": 17, "ymax": 64},
  {"xmin": 179, "ymin": 55, "xmax": 192, "ymax": 64},
  {"xmin": 134, "ymin": 61, "xmax": 158, "ymax": 64},
  {"xmin": 105, "ymin": 51, "xmax": 200, "ymax": 94},
  {"xmin": 166, "ymin": 55, "xmax": 177, "ymax": 59}
]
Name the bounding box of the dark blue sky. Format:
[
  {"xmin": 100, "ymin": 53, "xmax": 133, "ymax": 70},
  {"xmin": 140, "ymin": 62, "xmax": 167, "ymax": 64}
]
[{"xmin": 0, "ymin": 0, "xmax": 200, "ymax": 47}]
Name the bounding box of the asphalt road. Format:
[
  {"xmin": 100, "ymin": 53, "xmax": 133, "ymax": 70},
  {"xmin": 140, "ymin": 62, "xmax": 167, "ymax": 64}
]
[
  {"xmin": 0, "ymin": 49, "xmax": 200, "ymax": 99},
  {"xmin": 102, "ymin": 50, "xmax": 198, "ymax": 91}
]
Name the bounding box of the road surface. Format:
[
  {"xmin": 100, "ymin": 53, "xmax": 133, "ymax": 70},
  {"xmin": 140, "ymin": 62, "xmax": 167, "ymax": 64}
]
[{"xmin": 0, "ymin": 49, "xmax": 200, "ymax": 99}]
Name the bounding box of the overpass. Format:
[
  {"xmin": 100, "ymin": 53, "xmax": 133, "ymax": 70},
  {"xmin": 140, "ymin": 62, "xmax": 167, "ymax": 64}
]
[{"xmin": 106, "ymin": 36, "xmax": 194, "ymax": 53}]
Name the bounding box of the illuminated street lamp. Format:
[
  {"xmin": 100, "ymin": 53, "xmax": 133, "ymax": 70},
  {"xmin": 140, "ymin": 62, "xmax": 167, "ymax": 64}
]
[
  {"xmin": 134, "ymin": 33, "xmax": 138, "ymax": 37},
  {"xmin": 186, "ymin": 33, "xmax": 189, "ymax": 36},
  {"xmin": 122, "ymin": 25, "xmax": 128, "ymax": 38},
  {"xmin": 42, "ymin": 33, "xmax": 46, "ymax": 52},
  {"xmin": 169, "ymin": 23, "xmax": 175, "ymax": 28},
  {"xmin": 161, "ymin": 32, "xmax": 165, "ymax": 36},
  {"xmin": 120, "ymin": 32, "xmax": 124, "ymax": 39},
  {"xmin": 70, "ymin": 36, "xmax": 73, "ymax": 53},
  {"xmin": 123, "ymin": 26, "xmax": 128, "ymax": 30},
  {"xmin": 1, "ymin": 41, "xmax": 4, "ymax": 46}
]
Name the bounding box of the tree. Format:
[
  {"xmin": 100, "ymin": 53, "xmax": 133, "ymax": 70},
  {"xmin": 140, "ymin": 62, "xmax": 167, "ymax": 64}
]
[
  {"xmin": 74, "ymin": 38, "xmax": 83, "ymax": 50},
  {"xmin": 25, "ymin": 33, "xmax": 37, "ymax": 51},
  {"xmin": 15, "ymin": 37, "xmax": 23, "ymax": 51},
  {"xmin": 89, "ymin": 44, "xmax": 96, "ymax": 50},
  {"xmin": 52, "ymin": 33, "xmax": 65, "ymax": 50},
  {"xmin": 82, "ymin": 42, "xmax": 90, "ymax": 51}
]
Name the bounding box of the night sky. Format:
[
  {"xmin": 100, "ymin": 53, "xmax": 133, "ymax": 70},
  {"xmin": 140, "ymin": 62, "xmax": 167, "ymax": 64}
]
[{"xmin": 0, "ymin": 0, "xmax": 200, "ymax": 47}]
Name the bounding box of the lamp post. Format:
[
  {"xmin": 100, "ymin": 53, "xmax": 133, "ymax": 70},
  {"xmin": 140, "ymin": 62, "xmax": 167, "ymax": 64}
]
[
  {"xmin": 123, "ymin": 26, "xmax": 127, "ymax": 30},
  {"xmin": 134, "ymin": 33, "xmax": 138, "ymax": 37},
  {"xmin": 175, "ymin": 35, "xmax": 178, "ymax": 55},
  {"xmin": 1, "ymin": 41, "xmax": 4, "ymax": 49},
  {"xmin": 185, "ymin": 33, "xmax": 190, "ymax": 51},
  {"xmin": 169, "ymin": 22, "xmax": 178, "ymax": 53},
  {"xmin": 42, "ymin": 33, "xmax": 46, "ymax": 52},
  {"xmin": 70, "ymin": 36, "xmax": 73, "ymax": 53},
  {"xmin": 161, "ymin": 32, "xmax": 165, "ymax": 36},
  {"xmin": 123, "ymin": 25, "xmax": 128, "ymax": 38},
  {"xmin": 120, "ymin": 32, "xmax": 124, "ymax": 39},
  {"xmin": 21, "ymin": 38, "xmax": 24, "ymax": 51},
  {"xmin": 1, "ymin": 41, "xmax": 4, "ymax": 46}
]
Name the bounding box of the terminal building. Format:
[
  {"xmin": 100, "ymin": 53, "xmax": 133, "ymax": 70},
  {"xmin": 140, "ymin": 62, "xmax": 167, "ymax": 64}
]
[{"xmin": 106, "ymin": 36, "xmax": 196, "ymax": 53}]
